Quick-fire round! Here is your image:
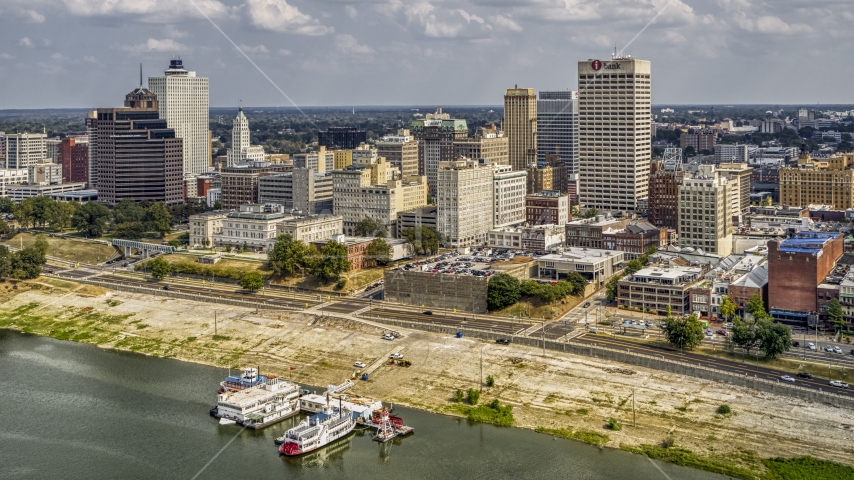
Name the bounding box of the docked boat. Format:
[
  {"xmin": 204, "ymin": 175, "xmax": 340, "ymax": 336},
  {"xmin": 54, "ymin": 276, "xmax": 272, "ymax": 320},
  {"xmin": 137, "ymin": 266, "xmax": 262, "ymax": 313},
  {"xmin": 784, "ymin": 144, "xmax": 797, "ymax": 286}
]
[
  {"xmin": 211, "ymin": 376, "xmax": 300, "ymax": 430},
  {"xmin": 300, "ymin": 392, "xmax": 382, "ymax": 419},
  {"xmin": 278, "ymin": 399, "xmax": 356, "ymax": 456},
  {"xmin": 218, "ymin": 367, "xmax": 269, "ymax": 393}
]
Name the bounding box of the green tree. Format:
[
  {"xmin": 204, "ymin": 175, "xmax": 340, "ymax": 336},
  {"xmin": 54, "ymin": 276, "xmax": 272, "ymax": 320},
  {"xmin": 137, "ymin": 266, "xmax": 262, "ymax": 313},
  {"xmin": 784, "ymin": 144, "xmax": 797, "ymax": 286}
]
[
  {"xmin": 113, "ymin": 199, "xmax": 146, "ymax": 225},
  {"xmin": 731, "ymin": 316, "xmax": 761, "ymax": 357},
  {"xmin": 240, "ymin": 271, "xmax": 264, "ymax": 292},
  {"xmin": 756, "ymin": 318, "xmax": 792, "ymax": 359},
  {"xmin": 0, "ymin": 197, "xmax": 14, "ymax": 214},
  {"xmin": 0, "ymin": 218, "xmax": 12, "ymax": 238},
  {"xmin": 745, "ymin": 293, "xmax": 766, "ymax": 318},
  {"xmin": 565, "ymin": 271, "xmax": 587, "ymax": 295},
  {"xmin": 0, "ymin": 246, "xmax": 12, "ymax": 279},
  {"xmin": 719, "ymin": 295, "xmax": 737, "ymax": 322},
  {"xmin": 662, "ymin": 313, "xmax": 705, "ymax": 350},
  {"xmin": 365, "ymin": 238, "xmax": 391, "ymax": 267},
  {"xmin": 400, "ymin": 226, "xmax": 443, "ymax": 255},
  {"xmin": 467, "ymin": 388, "xmax": 480, "ymax": 405},
  {"xmin": 53, "ymin": 201, "xmax": 78, "ymax": 232},
  {"xmin": 760, "ymin": 196, "xmax": 773, "ymax": 207},
  {"xmin": 624, "ymin": 258, "xmax": 643, "ymax": 275},
  {"xmin": 114, "ymin": 221, "xmax": 145, "ymax": 240},
  {"xmin": 310, "ymin": 241, "xmax": 351, "ymax": 282},
  {"xmin": 605, "ymin": 274, "xmax": 622, "ymax": 302},
  {"xmin": 581, "ymin": 207, "xmax": 598, "ymax": 219},
  {"xmin": 487, "ymin": 273, "xmax": 522, "ymax": 311},
  {"xmin": 71, "ymin": 201, "xmax": 111, "ymax": 237},
  {"xmin": 353, "ymin": 217, "xmax": 387, "ymax": 238},
  {"xmin": 148, "ymin": 255, "xmax": 172, "ymax": 280},
  {"xmin": 827, "ymin": 298, "xmax": 846, "ymax": 332},
  {"xmin": 268, "ymin": 234, "xmax": 316, "ymax": 277},
  {"xmin": 213, "ymin": 200, "xmax": 222, "ymax": 210},
  {"xmin": 12, "ymin": 200, "xmax": 35, "ymax": 230},
  {"xmin": 144, "ymin": 202, "xmax": 172, "ymax": 238},
  {"xmin": 10, "ymin": 237, "xmax": 48, "ymax": 279}
]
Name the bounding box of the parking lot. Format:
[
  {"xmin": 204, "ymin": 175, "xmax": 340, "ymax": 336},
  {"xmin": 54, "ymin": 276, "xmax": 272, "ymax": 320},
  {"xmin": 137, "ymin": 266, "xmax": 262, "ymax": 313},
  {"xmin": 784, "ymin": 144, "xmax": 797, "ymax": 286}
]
[{"xmin": 392, "ymin": 249, "xmax": 541, "ymax": 279}]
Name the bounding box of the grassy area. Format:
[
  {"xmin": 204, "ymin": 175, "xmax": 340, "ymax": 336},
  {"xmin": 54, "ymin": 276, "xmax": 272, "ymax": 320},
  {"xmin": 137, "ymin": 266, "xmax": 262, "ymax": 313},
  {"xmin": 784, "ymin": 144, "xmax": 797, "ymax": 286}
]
[
  {"xmin": 271, "ymin": 267, "xmax": 385, "ymax": 293},
  {"xmin": 3, "ymin": 233, "xmax": 118, "ymax": 264},
  {"xmin": 535, "ymin": 426, "xmax": 610, "ymax": 446},
  {"xmin": 491, "ymin": 294, "xmax": 583, "ymax": 321},
  {"xmin": 762, "ymin": 456, "xmax": 854, "ymax": 480},
  {"xmin": 446, "ymin": 399, "xmax": 515, "ymax": 427},
  {"xmin": 620, "ymin": 444, "xmax": 761, "ymax": 480},
  {"xmin": 148, "ymin": 253, "xmax": 272, "ymax": 280}
]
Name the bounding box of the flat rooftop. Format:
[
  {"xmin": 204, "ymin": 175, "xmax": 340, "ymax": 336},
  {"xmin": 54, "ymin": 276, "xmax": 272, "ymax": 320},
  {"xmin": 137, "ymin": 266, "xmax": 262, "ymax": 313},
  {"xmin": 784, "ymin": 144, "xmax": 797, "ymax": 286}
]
[{"xmin": 539, "ymin": 247, "xmax": 623, "ymax": 264}]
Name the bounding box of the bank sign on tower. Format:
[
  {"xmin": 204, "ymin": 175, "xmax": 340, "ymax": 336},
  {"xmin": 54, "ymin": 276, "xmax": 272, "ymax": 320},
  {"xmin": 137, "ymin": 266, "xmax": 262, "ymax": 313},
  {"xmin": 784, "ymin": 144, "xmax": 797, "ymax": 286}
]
[{"xmin": 591, "ymin": 60, "xmax": 621, "ymax": 71}]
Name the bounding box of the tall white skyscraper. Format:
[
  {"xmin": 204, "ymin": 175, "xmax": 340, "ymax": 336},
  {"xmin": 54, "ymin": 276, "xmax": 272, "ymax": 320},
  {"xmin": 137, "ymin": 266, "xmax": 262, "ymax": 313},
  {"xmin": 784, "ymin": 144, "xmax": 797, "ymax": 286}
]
[
  {"xmin": 148, "ymin": 59, "xmax": 210, "ymax": 176},
  {"xmin": 577, "ymin": 56, "xmax": 652, "ymax": 212},
  {"xmin": 226, "ymin": 107, "xmax": 264, "ymax": 166},
  {"xmin": 4, "ymin": 132, "xmax": 47, "ymax": 169}
]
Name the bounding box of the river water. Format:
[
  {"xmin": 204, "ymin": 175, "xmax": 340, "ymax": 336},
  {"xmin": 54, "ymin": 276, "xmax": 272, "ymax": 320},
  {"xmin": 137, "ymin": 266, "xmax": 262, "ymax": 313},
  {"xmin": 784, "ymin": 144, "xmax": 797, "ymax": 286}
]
[{"xmin": 0, "ymin": 330, "xmax": 726, "ymax": 479}]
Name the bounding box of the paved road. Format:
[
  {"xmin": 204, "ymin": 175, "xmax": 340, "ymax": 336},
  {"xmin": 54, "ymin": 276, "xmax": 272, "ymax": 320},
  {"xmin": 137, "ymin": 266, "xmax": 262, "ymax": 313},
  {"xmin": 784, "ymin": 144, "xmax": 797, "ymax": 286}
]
[
  {"xmin": 362, "ymin": 307, "xmax": 524, "ymax": 335},
  {"xmin": 574, "ymin": 333, "xmax": 854, "ymax": 397}
]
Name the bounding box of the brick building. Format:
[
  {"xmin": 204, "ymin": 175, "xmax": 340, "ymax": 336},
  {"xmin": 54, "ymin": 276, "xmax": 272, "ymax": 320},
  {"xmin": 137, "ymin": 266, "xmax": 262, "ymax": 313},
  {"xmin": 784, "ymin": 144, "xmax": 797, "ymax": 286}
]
[
  {"xmin": 767, "ymin": 232, "xmax": 843, "ymax": 324},
  {"xmin": 525, "ymin": 191, "xmax": 569, "ymax": 226},
  {"xmin": 648, "ymin": 160, "xmax": 683, "ymax": 231},
  {"xmin": 680, "ymin": 130, "xmax": 716, "ymax": 154},
  {"xmin": 58, "ymin": 137, "xmax": 89, "ymax": 184},
  {"xmin": 602, "ymin": 221, "xmax": 667, "ymax": 258}
]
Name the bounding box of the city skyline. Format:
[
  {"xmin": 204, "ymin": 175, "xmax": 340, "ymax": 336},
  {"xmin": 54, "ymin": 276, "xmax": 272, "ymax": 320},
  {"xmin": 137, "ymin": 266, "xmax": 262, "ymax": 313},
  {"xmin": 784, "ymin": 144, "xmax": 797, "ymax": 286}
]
[{"xmin": 1, "ymin": 1, "xmax": 854, "ymax": 109}]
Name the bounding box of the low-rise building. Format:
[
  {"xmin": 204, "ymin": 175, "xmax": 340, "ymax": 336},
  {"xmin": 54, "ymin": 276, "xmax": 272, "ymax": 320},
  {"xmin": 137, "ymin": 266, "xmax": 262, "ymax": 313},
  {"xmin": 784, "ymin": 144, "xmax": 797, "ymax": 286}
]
[
  {"xmin": 525, "ymin": 190, "xmax": 569, "ymax": 226},
  {"xmin": 276, "ymin": 214, "xmax": 342, "ymax": 243},
  {"xmin": 189, "ymin": 210, "xmax": 230, "ymax": 248},
  {"xmin": 565, "ymin": 215, "xmax": 630, "ymax": 249},
  {"xmin": 312, "ymin": 234, "xmax": 413, "ymax": 271},
  {"xmin": 536, "ymin": 248, "xmax": 624, "ymax": 286},
  {"xmin": 396, "ymin": 206, "xmax": 438, "ymax": 234},
  {"xmin": 601, "ymin": 220, "xmax": 667, "ymax": 258},
  {"xmin": 6, "ymin": 182, "xmax": 86, "ymax": 202},
  {"xmin": 27, "ymin": 163, "xmax": 62, "ymax": 185},
  {"xmin": 0, "ymin": 168, "xmax": 29, "ymax": 196},
  {"xmin": 617, "ymin": 265, "xmax": 705, "ymax": 316},
  {"xmin": 213, "ymin": 204, "xmax": 289, "ymax": 250},
  {"xmin": 488, "ymin": 225, "xmax": 565, "ymax": 252}
]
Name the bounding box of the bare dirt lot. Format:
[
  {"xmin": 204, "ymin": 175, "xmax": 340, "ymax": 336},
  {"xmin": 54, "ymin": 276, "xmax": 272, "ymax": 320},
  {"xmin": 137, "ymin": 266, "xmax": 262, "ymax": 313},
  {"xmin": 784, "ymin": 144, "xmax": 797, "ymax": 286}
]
[{"xmin": 2, "ymin": 281, "xmax": 853, "ymax": 477}]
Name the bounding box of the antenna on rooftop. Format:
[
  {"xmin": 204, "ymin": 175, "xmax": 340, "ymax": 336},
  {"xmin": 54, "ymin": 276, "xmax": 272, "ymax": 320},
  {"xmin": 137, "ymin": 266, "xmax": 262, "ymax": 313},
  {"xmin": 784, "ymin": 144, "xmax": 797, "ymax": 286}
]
[{"xmin": 139, "ymin": 63, "xmax": 143, "ymax": 87}]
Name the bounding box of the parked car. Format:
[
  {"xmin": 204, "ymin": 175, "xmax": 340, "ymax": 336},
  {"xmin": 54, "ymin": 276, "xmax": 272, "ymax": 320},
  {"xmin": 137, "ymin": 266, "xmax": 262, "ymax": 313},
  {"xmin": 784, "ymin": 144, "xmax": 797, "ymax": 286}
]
[
  {"xmin": 422, "ymin": 311, "xmax": 433, "ymax": 315},
  {"xmin": 830, "ymin": 380, "xmax": 849, "ymax": 389},
  {"xmin": 780, "ymin": 375, "xmax": 795, "ymax": 383},
  {"xmin": 353, "ymin": 362, "xmax": 366, "ymax": 368},
  {"xmin": 807, "ymin": 343, "xmax": 816, "ymax": 350},
  {"xmin": 705, "ymin": 329, "xmax": 713, "ymax": 336},
  {"xmin": 381, "ymin": 334, "xmax": 395, "ymax": 341},
  {"xmin": 797, "ymin": 372, "xmax": 812, "ymax": 379},
  {"xmin": 583, "ymin": 302, "xmax": 591, "ymax": 308},
  {"xmin": 588, "ymin": 327, "xmax": 598, "ymax": 334},
  {"xmin": 825, "ymin": 346, "xmax": 834, "ymax": 353},
  {"xmin": 715, "ymin": 329, "xmax": 727, "ymax": 336},
  {"xmin": 834, "ymin": 346, "xmax": 843, "ymax": 354},
  {"xmin": 495, "ymin": 338, "xmax": 511, "ymax": 345},
  {"xmin": 791, "ymin": 341, "xmax": 800, "ymax": 348},
  {"xmin": 389, "ymin": 353, "xmax": 404, "ymax": 359},
  {"xmin": 645, "ymin": 320, "xmax": 653, "ymax": 327},
  {"xmin": 163, "ymin": 285, "xmax": 171, "ymax": 290}
]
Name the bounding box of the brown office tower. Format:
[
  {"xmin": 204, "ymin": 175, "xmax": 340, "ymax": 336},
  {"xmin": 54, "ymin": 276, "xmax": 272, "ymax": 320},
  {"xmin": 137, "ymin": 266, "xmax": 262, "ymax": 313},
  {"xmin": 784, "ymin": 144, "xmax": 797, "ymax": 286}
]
[
  {"xmin": 410, "ymin": 109, "xmax": 468, "ymax": 195},
  {"xmin": 220, "ymin": 161, "xmax": 291, "ymax": 209},
  {"xmin": 58, "ymin": 137, "xmax": 90, "ymax": 184},
  {"xmin": 96, "ymin": 82, "xmax": 184, "ymax": 206},
  {"xmin": 648, "ymin": 160, "xmax": 683, "ymax": 230},
  {"xmin": 504, "ymin": 87, "xmax": 537, "ymax": 171}
]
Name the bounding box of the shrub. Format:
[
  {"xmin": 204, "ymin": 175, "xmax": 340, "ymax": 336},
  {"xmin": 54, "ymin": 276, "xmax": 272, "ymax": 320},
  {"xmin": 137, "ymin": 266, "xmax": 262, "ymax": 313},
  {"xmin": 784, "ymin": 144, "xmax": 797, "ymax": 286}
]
[
  {"xmin": 336, "ymin": 278, "xmax": 347, "ymax": 289},
  {"xmin": 716, "ymin": 404, "xmax": 731, "ymax": 414},
  {"xmin": 662, "ymin": 436, "xmax": 675, "ymax": 448},
  {"xmin": 454, "ymin": 389, "xmax": 464, "ymax": 403},
  {"xmin": 606, "ymin": 417, "xmax": 622, "ymax": 431},
  {"xmin": 467, "ymin": 388, "xmax": 480, "ymax": 405},
  {"xmin": 486, "ymin": 375, "xmax": 495, "ymax": 387}
]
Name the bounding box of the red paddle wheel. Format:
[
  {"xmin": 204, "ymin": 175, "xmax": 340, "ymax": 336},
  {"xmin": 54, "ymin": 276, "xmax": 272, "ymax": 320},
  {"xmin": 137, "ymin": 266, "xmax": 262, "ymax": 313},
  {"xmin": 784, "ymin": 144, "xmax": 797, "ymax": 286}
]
[{"xmin": 279, "ymin": 442, "xmax": 301, "ymax": 456}]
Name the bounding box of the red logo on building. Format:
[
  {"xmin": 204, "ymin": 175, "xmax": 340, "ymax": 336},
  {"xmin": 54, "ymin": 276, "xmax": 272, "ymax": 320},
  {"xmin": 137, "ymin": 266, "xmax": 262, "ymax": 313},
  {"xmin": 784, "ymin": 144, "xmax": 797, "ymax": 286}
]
[{"xmin": 591, "ymin": 60, "xmax": 602, "ymax": 71}]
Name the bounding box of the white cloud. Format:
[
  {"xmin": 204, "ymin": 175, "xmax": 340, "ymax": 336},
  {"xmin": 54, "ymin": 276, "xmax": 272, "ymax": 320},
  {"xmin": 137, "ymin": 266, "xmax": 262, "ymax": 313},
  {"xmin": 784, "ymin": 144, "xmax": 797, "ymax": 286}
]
[
  {"xmin": 754, "ymin": 15, "xmax": 812, "ymax": 35},
  {"xmin": 121, "ymin": 38, "xmax": 193, "ymax": 53},
  {"xmin": 19, "ymin": 37, "xmax": 33, "ymax": 47},
  {"xmin": 454, "ymin": 9, "xmax": 484, "ymax": 24},
  {"xmin": 0, "ymin": 53, "xmax": 15, "ymax": 60},
  {"xmin": 50, "ymin": 53, "xmax": 66, "ymax": 60},
  {"xmin": 162, "ymin": 25, "xmax": 189, "ymax": 39},
  {"xmin": 245, "ymin": 0, "xmax": 332, "ymax": 36},
  {"xmin": 489, "ymin": 14, "xmax": 521, "ymax": 32},
  {"xmin": 424, "ymin": 21, "xmax": 463, "ymax": 38},
  {"xmin": 277, "ymin": 48, "xmax": 293, "ymax": 56},
  {"xmin": 61, "ymin": 0, "xmax": 230, "ymax": 23},
  {"xmin": 83, "ymin": 55, "xmax": 97, "ymax": 63},
  {"xmin": 20, "ymin": 9, "xmax": 46, "ymax": 23},
  {"xmin": 335, "ymin": 34, "xmax": 374, "ymax": 54},
  {"xmin": 345, "ymin": 5, "xmax": 357, "ymax": 18},
  {"xmin": 239, "ymin": 44, "xmax": 269, "ymax": 55}
]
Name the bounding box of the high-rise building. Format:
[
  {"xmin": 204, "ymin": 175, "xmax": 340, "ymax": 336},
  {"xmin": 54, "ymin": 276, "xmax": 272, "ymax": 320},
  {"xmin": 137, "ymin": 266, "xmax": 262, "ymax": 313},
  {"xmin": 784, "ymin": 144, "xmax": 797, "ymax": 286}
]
[
  {"xmin": 58, "ymin": 137, "xmax": 89, "ymax": 184},
  {"xmin": 220, "ymin": 161, "xmax": 290, "ymax": 209},
  {"xmin": 95, "ymin": 83, "xmax": 184, "ymax": 206},
  {"xmin": 377, "ymin": 129, "xmax": 419, "ymax": 178},
  {"xmin": 526, "ymin": 163, "xmax": 553, "ymax": 194},
  {"xmin": 4, "ymin": 132, "xmax": 46, "ymax": 169},
  {"xmin": 436, "ymin": 158, "xmax": 493, "ymax": 247},
  {"xmin": 503, "ymin": 87, "xmax": 537, "ymax": 171},
  {"xmin": 537, "ymin": 91, "xmax": 579, "ymax": 181},
  {"xmin": 318, "ymin": 127, "xmax": 367, "ymax": 150},
  {"xmin": 577, "ymin": 57, "xmax": 652, "ymax": 212},
  {"xmin": 411, "ymin": 109, "xmax": 468, "ymax": 195},
  {"xmin": 86, "ymin": 111, "xmax": 98, "ymax": 188},
  {"xmin": 226, "ymin": 107, "xmax": 265, "ymax": 167},
  {"xmin": 492, "ymin": 165, "xmax": 527, "ymax": 229},
  {"xmin": 293, "ymin": 146, "xmax": 334, "ymax": 173},
  {"xmin": 258, "ymin": 169, "xmax": 334, "ymax": 214},
  {"xmin": 716, "ymin": 163, "xmax": 753, "ymax": 214},
  {"xmin": 453, "ymin": 124, "xmax": 509, "ymax": 167},
  {"xmin": 46, "ymin": 138, "xmax": 62, "ymax": 164},
  {"xmin": 648, "ymin": 159, "xmax": 684, "ymax": 231},
  {"xmin": 678, "ymin": 165, "xmax": 732, "ymax": 256},
  {"xmin": 780, "ymin": 152, "xmax": 854, "ymax": 209},
  {"xmin": 148, "ymin": 59, "xmax": 210, "ymax": 176},
  {"xmin": 715, "ymin": 144, "xmax": 750, "ymax": 164},
  {"xmin": 680, "ymin": 131, "xmax": 716, "ymax": 153}
]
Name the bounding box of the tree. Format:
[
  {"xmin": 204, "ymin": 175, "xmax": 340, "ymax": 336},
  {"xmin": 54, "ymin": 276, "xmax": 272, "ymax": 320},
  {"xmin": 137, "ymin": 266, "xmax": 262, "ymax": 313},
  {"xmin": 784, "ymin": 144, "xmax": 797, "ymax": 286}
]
[
  {"xmin": 624, "ymin": 258, "xmax": 643, "ymax": 275},
  {"xmin": 827, "ymin": 298, "xmax": 846, "ymax": 332},
  {"xmin": 53, "ymin": 201, "xmax": 77, "ymax": 232},
  {"xmin": 0, "ymin": 197, "xmax": 14, "ymax": 214},
  {"xmin": 684, "ymin": 146, "xmax": 696, "ymax": 157},
  {"xmin": 10, "ymin": 236, "xmax": 48, "ymax": 279},
  {"xmin": 268, "ymin": 234, "xmax": 316, "ymax": 277},
  {"xmin": 144, "ymin": 202, "xmax": 172, "ymax": 238},
  {"xmin": 213, "ymin": 200, "xmax": 222, "ymax": 210},
  {"xmin": 72, "ymin": 201, "xmax": 111, "ymax": 237},
  {"xmin": 756, "ymin": 318, "xmax": 792, "ymax": 359},
  {"xmin": 731, "ymin": 316, "xmax": 761, "ymax": 357},
  {"xmin": 487, "ymin": 273, "xmax": 522, "ymax": 311},
  {"xmin": 310, "ymin": 241, "xmax": 351, "ymax": 282},
  {"xmin": 365, "ymin": 238, "xmax": 391, "ymax": 267},
  {"xmin": 760, "ymin": 196, "xmax": 773, "ymax": 207},
  {"xmin": 113, "ymin": 199, "xmax": 146, "ymax": 225},
  {"xmin": 605, "ymin": 274, "xmax": 622, "ymax": 302},
  {"xmin": 400, "ymin": 226, "xmax": 442, "ymax": 255},
  {"xmin": 353, "ymin": 217, "xmax": 387, "ymax": 238},
  {"xmin": 148, "ymin": 256, "xmax": 172, "ymax": 280},
  {"xmin": 240, "ymin": 271, "xmax": 264, "ymax": 292},
  {"xmin": 115, "ymin": 222, "xmax": 145, "ymax": 240},
  {"xmin": 662, "ymin": 313, "xmax": 705, "ymax": 350},
  {"xmin": 719, "ymin": 295, "xmax": 737, "ymax": 322},
  {"xmin": 581, "ymin": 208, "xmax": 598, "ymax": 219},
  {"xmin": 565, "ymin": 271, "xmax": 587, "ymax": 295},
  {"xmin": 0, "ymin": 246, "xmax": 12, "ymax": 279},
  {"xmin": 0, "ymin": 219, "xmax": 12, "ymax": 238},
  {"xmin": 745, "ymin": 293, "xmax": 766, "ymax": 319},
  {"xmin": 12, "ymin": 200, "xmax": 35, "ymax": 230}
]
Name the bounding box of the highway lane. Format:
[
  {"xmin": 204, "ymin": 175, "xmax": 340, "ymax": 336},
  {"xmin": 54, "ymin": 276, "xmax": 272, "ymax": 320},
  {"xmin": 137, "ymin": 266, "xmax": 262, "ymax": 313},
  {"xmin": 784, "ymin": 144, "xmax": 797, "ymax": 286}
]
[
  {"xmin": 362, "ymin": 307, "xmax": 522, "ymax": 334},
  {"xmin": 573, "ymin": 334, "xmax": 854, "ymax": 397},
  {"xmin": 92, "ymin": 274, "xmax": 324, "ymax": 310}
]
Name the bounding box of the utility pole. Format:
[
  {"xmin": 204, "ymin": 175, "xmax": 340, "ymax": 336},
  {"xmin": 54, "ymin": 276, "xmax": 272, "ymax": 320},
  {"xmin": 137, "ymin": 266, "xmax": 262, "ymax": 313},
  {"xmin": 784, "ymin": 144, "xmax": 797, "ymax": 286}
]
[
  {"xmin": 480, "ymin": 345, "xmax": 484, "ymax": 393},
  {"xmin": 214, "ymin": 311, "xmax": 217, "ymax": 336},
  {"xmin": 542, "ymin": 321, "xmax": 546, "ymax": 356},
  {"xmin": 632, "ymin": 388, "xmax": 636, "ymax": 427}
]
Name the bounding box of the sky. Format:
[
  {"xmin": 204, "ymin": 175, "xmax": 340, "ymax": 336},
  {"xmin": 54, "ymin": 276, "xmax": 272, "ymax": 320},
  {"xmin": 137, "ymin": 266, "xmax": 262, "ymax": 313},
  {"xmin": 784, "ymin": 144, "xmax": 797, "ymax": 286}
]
[{"xmin": 1, "ymin": 0, "xmax": 853, "ymax": 109}]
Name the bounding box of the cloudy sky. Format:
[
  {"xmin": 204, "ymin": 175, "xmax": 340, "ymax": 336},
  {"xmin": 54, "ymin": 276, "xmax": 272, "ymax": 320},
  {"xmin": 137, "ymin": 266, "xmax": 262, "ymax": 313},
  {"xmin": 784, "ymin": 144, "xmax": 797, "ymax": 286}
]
[{"xmin": 1, "ymin": 0, "xmax": 853, "ymax": 109}]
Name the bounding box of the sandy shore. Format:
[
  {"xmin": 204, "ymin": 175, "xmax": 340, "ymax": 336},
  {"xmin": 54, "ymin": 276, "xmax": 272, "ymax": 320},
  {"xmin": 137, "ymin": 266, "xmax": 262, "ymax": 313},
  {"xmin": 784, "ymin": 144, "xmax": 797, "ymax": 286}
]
[{"xmin": 2, "ymin": 281, "xmax": 853, "ymax": 476}]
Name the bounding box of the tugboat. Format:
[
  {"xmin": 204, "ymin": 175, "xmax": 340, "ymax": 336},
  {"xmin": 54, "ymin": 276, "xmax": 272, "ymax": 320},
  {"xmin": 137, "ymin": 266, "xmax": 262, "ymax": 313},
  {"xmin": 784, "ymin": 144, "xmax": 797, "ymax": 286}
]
[{"xmin": 278, "ymin": 396, "xmax": 356, "ymax": 456}]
